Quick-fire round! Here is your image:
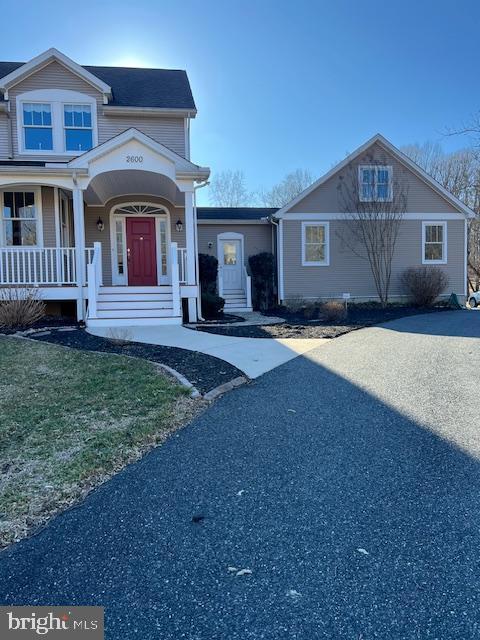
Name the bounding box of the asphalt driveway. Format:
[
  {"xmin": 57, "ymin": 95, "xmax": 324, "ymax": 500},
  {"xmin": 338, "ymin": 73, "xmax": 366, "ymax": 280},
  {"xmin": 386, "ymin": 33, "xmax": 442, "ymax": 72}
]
[{"xmin": 1, "ymin": 310, "xmax": 480, "ymax": 639}]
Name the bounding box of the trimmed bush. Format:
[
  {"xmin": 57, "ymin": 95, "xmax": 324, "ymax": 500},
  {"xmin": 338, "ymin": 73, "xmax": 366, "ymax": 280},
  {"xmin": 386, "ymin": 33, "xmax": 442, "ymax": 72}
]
[
  {"xmin": 0, "ymin": 287, "xmax": 46, "ymax": 330},
  {"xmin": 248, "ymin": 252, "xmax": 276, "ymax": 311},
  {"xmin": 401, "ymin": 266, "xmax": 449, "ymax": 307},
  {"xmin": 201, "ymin": 292, "xmax": 225, "ymax": 319},
  {"xmin": 320, "ymin": 300, "xmax": 347, "ymax": 323},
  {"xmin": 199, "ymin": 253, "xmax": 218, "ymax": 294}
]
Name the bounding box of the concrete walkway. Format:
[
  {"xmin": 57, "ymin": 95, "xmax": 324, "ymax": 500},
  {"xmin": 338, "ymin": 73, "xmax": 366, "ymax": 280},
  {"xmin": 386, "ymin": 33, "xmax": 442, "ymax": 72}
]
[{"xmin": 88, "ymin": 325, "xmax": 325, "ymax": 378}]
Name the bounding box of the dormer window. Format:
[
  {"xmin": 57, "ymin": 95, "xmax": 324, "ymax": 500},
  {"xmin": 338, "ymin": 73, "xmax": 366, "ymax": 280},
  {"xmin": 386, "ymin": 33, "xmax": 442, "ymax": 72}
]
[
  {"xmin": 359, "ymin": 165, "xmax": 392, "ymax": 202},
  {"xmin": 17, "ymin": 89, "xmax": 97, "ymax": 155},
  {"xmin": 64, "ymin": 104, "xmax": 93, "ymax": 152},
  {"xmin": 23, "ymin": 103, "xmax": 53, "ymax": 150}
]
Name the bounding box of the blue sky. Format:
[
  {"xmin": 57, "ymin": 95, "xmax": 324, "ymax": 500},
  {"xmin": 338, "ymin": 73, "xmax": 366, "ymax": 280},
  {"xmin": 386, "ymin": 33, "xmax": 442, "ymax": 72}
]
[{"xmin": 0, "ymin": 0, "xmax": 479, "ymax": 205}]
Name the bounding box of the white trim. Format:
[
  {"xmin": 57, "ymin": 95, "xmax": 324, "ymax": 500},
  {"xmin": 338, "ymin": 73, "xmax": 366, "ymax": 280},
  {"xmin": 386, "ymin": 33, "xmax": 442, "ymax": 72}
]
[
  {"xmin": 279, "ymin": 219, "xmax": 285, "ymax": 301},
  {"xmin": 197, "ymin": 218, "xmax": 269, "ymax": 225},
  {"xmin": 109, "ymin": 201, "xmax": 171, "ymax": 286},
  {"xmin": 422, "ymin": 221, "xmax": 447, "ymax": 265},
  {"xmin": 217, "ymin": 231, "xmax": 245, "ymax": 291},
  {"xmin": 102, "ymin": 106, "xmax": 196, "ymax": 118},
  {"xmin": 0, "ymin": 187, "xmax": 43, "ymax": 248},
  {"xmin": 0, "ymin": 48, "xmax": 111, "ymax": 101},
  {"xmin": 275, "ymin": 133, "xmax": 475, "ymax": 219},
  {"xmin": 16, "ymin": 90, "xmax": 98, "ymax": 156},
  {"xmin": 358, "ymin": 164, "xmax": 393, "ymax": 202},
  {"xmin": 277, "ymin": 212, "xmax": 465, "ymax": 221},
  {"xmin": 301, "ymin": 221, "xmax": 330, "ymax": 267}
]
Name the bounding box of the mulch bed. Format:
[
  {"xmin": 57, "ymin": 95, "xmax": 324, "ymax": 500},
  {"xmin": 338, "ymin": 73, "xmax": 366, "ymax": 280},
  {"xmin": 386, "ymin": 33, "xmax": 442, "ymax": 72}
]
[
  {"xmin": 195, "ymin": 305, "xmax": 453, "ymax": 339},
  {"xmin": 0, "ymin": 315, "xmax": 77, "ymax": 336},
  {"xmin": 27, "ymin": 328, "xmax": 244, "ymax": 394}
]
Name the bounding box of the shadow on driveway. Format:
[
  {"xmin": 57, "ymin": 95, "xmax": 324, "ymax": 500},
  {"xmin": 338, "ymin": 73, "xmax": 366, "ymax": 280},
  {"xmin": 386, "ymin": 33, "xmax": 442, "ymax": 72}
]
[{"xmin": 0, "ymin": 312, "xmax": 479, "ymax": 639}]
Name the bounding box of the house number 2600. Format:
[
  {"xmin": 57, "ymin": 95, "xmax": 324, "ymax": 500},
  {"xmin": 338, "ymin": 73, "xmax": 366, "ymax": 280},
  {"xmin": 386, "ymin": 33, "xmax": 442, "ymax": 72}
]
[{"xmin": 126, "ymin": 155, "xmax": 143, "ymax": 163}]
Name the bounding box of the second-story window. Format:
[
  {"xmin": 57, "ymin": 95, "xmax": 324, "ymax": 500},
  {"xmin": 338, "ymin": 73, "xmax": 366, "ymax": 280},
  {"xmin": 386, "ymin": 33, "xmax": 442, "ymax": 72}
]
[
  {"xmin": 64, "ymin": 104, "xmax": 93, "ymax": 152},
  {"xmin": 359, "ymin": 165, "xmax": 392, "ymax": 202},
  {"xmin": 23, "ymin": 103, "xmax": 53, "ymax": 151}
]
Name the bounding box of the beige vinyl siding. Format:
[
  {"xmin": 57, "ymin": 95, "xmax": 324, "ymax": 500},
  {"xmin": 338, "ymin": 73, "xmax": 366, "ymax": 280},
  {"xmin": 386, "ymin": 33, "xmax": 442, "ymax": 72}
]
[
  {"xmin": 5, "ymin": 61, "xmax": 186, "ymax": 161},
  {"xmin": 289, "ymin": 142, "xmax": 461, "ymax": 214},
  {"xmin": 197, "ymin": 223, "xmax": 273, "ymax": 268},
  {"xmin": 85, "ymin": 197, "xmax": 186, "ymax": 286},
  {"xmin": 97, "ymin": 115, "xmax": 185, "ymax": 156},
  {"xmin": 41, "ymin": 187, "xmax": 56, "ymax": 247},
  {"xmin": 282, "ymin": 219, "xmax": 465, "ymax": 300},
  {"xmin": 0, "ymin": 113, "xmax": 10, "ymax": 157}
]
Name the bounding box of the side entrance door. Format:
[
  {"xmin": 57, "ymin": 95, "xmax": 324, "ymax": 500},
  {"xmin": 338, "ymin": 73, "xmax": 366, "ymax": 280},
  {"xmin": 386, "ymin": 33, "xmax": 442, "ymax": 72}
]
[
  {"xmin": 126, "ymin": 217, "xmax": 157, "ymax": 286},
  {"xmin": 219, "ymin": 239, "xmax": 243, "ymax": 290}
]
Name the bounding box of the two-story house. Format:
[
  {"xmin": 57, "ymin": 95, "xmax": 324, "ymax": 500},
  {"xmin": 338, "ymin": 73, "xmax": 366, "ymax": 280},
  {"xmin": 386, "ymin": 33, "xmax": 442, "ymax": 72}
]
[{"xmin": 0, "ymin": 48, "xmax": 473, "ymax": 327}]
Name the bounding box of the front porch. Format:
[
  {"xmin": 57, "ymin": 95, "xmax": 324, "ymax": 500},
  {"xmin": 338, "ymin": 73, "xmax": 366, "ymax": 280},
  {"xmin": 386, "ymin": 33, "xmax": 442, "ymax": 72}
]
[{"xmin": 0, "ymin": 129, "xmax": 209, "ymax": 327}]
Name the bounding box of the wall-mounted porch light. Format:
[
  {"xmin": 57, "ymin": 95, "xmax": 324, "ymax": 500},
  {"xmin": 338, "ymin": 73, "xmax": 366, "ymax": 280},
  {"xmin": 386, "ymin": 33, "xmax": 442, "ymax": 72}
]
[
  {"xmin": 96, "ymin": 216, "xmax": 104, "ymax": 232},
  {"xmin": 176, "ymin": 219, "xmax": 183, "ymax": 232}
]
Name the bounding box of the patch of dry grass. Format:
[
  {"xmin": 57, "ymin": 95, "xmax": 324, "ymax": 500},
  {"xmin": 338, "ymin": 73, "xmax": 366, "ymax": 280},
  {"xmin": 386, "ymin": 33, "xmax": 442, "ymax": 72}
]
[{"xmin": 0, "ymin": 336, "xmax": 204, "ymax": 547}]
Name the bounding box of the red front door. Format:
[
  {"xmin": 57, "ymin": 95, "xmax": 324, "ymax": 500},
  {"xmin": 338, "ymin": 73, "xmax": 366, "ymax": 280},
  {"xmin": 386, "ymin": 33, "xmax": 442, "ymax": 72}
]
[{"xmin": 126, "ymin": 217, "xmax": 157, "ymax": 286}]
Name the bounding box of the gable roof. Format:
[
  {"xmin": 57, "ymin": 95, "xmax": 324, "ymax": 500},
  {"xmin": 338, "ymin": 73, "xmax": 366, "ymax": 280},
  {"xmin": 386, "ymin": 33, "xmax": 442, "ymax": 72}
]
[
  {"xmin": 0, "ymin": 48, "xmax": 196, "ymax": 111},
  {"xmin": 197, "ymin": 207, "xmax": 277, "ymax": 221},
  {"xmin": 276, "ymin": 133, "xmax": 475, "ymax": 219}
]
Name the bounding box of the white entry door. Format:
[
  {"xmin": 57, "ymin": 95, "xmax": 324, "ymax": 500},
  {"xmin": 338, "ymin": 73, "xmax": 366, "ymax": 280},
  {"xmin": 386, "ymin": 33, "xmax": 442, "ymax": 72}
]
[{"xmin": 220, "ymin": 239, "xmax": 242, "ymax": 290}]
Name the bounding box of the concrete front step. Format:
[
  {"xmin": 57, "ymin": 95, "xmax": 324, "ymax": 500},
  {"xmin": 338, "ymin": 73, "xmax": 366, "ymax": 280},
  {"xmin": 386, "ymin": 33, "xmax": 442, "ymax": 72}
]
[
  {"xmin": 223, "ymin": 306, "xmax": 253, "ymax": 312},
  {"xmin": 96, "ymin": 308, "xmax": 175, "ymax": 319},
  {"xmin": 87, "ymin": 316, "xmax": 183, "ymax": 328},
  {"xmin": 99, "ymin": 286, "xmax": 173, "ymax": 295},
  {"xmin": 97, "ymin": 300, "xmax": 173, "ymax": 311}
]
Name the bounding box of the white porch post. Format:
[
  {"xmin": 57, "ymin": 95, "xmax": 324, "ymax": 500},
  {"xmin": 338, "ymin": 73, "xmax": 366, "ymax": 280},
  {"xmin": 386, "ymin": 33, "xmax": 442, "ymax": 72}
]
[
  {"xmin": 73, "ymin": 187, "xmax": 86, "ymax": 321},
  {"xmin": 185, "ymin": 189, "xmax": 197, "ymax": 322}
]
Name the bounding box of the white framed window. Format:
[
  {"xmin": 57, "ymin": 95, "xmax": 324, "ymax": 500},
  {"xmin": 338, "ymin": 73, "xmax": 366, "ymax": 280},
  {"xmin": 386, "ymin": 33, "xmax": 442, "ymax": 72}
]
[
  {"xmin": 301, "ymin": 222, "xmax": 330, "ymax": 266},
  {"xmin": 359, "ymin": 165, "xmax": 392, "ymax": 202},
  {"xmin": 422, "ymin": 221, "xmax": 447, "ymax": 264},
  {"xmin": 22, "ymin": 103, "xmax": 53, "ymax": 151},
  {"xmin": 1, "ymin": 190, "xmax": 41, "ymax": 247},
  {"xmin": 17, "ymin": 89, "xmax": 97, "ymax": 155},
  {"xmin": 64, "ymin": 104, "xmax": 93, "ymax": 152}
]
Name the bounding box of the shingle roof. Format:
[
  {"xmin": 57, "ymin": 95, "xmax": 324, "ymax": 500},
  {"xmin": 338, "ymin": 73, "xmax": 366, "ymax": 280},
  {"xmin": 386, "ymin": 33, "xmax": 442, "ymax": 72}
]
[
  {"xmin": 197, "ymin": 207, "xmax": 278, "ymax": 221},
  {"xmin": 0, "ymin": 62, "xmax": 196, "ymax": 110}
]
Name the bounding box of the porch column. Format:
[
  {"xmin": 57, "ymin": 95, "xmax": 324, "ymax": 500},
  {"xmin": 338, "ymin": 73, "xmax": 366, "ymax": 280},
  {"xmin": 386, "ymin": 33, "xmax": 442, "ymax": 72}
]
[
  {"xmin": 73, "ymin": 188, "xmax": 86, "ymax": 321},
  {"xmin": 185, "ymin": 189, "xmax": 197, "ymax": 322}
]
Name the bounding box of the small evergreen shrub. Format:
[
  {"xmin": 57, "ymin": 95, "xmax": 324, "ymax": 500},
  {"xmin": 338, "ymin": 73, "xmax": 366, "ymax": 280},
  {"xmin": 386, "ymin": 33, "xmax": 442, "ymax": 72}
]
[
  {"xmin": 201, "ymin": 292, "xmax": 225, "ymax": 319},
  {"xmin": 248, "ymin": 252, "xmax": 276, "ymax": 310},
  {"xmin": 199, "ymin": 253, "xmax": 218, "ymax": 294}
]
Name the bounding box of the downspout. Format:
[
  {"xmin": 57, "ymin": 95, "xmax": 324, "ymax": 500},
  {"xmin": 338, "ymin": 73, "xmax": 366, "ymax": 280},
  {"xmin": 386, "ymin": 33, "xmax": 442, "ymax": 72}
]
[
  {"xmin": 193, "ymin": 180, "xmax": 209, "ymax": 320},
  {"xmin": 270, "ymin": 216, "xmax": 281, "ymax": 305},
  {"xmin": 6, "ymin": 100, "xmax": 13, "ymax": 159}
]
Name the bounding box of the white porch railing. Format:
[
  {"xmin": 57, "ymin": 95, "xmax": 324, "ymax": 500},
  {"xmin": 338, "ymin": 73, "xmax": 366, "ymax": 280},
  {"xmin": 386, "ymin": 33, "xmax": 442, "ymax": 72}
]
[
  {"xmin": 177, "ymin": 247, "xmax": 187, "ymax": 285},
  {"xmin": 84, "ymin": 247, "xmax": 94, "ymax": 285},
  {"xmin": 0, "ymin": 247, "xmax": 77, "ymax": 286},
  {"xmin": 243, "ymin": 265, "xmax": 252, "ymax": 309},
  {"xmin": 86, "ymin": 242, "xmax": 102, "ymax": 319},
  {"xmin": 170, "ymin": 242, "xmax": 181, "ymax": 316}
]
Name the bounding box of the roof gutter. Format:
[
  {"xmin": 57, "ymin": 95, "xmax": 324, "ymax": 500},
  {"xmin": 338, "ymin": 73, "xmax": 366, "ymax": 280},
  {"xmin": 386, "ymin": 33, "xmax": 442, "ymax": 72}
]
[{"xmin": 102, "ymin": 106, "xmax": 197, "ymax": 118}]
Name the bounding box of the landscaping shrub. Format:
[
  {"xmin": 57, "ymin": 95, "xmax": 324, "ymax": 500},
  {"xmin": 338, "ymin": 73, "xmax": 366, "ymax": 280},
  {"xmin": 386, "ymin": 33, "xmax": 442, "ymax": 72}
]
[
  {"xmin": 0, "ymin": 287, "xmax": 45, "ymax": 330},
  {"xmin": 248, "ymin": 252, "xmax": 276, "ymax": 311},
  {"xmin": 285, "ymin": 296, "xmax": 307, "ymax": 314},
  {"xmin": 401, "ymin": 266, "xmax": 449, "ymax": 307},
  {"xmin": 201, "ymin": 292, "xmax": 225, "ymax": 319},
  {"xmin": 198, "ymin": 253, "xmax": 218, "ymax": 294},
  {"xmin": 320, "ymin": 300, "xmax": 347, "ymax": 323}
]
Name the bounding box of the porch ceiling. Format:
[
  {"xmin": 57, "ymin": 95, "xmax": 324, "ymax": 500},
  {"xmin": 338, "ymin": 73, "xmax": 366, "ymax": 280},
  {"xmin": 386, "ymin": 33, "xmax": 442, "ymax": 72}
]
[{"xmin": 84, "ymin": 169, "xmax": 183, "ymax": 206}]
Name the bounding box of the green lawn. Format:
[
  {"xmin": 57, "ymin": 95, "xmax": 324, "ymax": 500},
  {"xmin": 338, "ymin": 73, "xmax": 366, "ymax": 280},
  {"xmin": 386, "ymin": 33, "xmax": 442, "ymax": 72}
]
[{"xmin": 0, "ymin": 336, "xmax": 197, "ymax": 547}]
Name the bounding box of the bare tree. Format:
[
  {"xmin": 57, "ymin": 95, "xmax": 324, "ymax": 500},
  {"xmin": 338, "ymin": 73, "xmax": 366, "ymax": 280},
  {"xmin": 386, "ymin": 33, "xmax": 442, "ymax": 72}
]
[
  {"xmin": 402, "ymin": 142, "xmax": 480, "ymax": 291},
  {"xmin": 336, "ymin": 157, "xmax": 408, "ymax": 307},
  {"xmin": 259, "ymin": 169, "xmax": 313, "ymax": 207},
  {"xmin": 208, "ymin": 170, "xmax": 252, "ymax": 207}
]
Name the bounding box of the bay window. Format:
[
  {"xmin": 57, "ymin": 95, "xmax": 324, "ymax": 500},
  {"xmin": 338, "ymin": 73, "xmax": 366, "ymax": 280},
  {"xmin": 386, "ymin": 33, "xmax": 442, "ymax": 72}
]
[{"xmin": 2, "ymin": 191, "xmax": 38, "ymax": 246}]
